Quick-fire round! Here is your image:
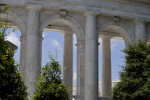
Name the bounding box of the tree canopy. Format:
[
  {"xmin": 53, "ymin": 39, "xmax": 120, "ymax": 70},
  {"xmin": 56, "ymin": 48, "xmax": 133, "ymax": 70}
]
[
  {"xmin": 0, "ymin": 14, "xmax": 28, "ymax": 99},
  {"xmin": 112, "ymin": 41, "xmax": 150, "ymax": 100},
  {"xmin": 33, "ymin": 53, "xmax": 70, "ymax": 100}
]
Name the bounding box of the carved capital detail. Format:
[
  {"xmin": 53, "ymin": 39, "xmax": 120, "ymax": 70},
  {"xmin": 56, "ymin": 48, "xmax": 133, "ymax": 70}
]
[
  {"xmin": 133, "ymin": 19, "xmax": 145, "ymax": 24},
  {"xmin": 26, "ymin": 5, "xmax": 42, "ymax": 11},
  {"xmin": 84, "ymin": 11, "xmax": 98, "ymax": 16}
]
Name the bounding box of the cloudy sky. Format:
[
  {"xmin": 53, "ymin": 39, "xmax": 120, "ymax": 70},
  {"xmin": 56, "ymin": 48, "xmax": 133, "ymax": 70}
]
[{"xmin": 6, "ymin": 28, "xmax": 125, "ymax": 84}]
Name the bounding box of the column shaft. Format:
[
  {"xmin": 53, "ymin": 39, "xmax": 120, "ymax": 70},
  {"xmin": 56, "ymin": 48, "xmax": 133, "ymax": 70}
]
[
  {"xmin": 101, "ymin": 36, "xmax": 112, "ymax": 97},
  {"xmin": 25, "ymin": 6, "xmax": 42, "ymax": 100},
  {"xmin": 20, "ymin": 35, "xmax": 26, "ymax": 80},
  {"xmin": 76, "ymin": 42, "xmax": 85, "ymax": 100},
  {"xmin": 134, "ymin": 20, "xmax": 146, "ymax": 42},
  {"xmin": 63, "ymin": 31, "xmax": 73, "ymax": 95},
  {"xmin": 84, "ymin": 13, "xmax": 98, "ymax": 100}
]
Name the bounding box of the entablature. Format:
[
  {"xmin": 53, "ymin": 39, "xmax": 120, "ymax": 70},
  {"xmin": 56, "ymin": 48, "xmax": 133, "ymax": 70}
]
[{"xmin": 0, "ymin": 0, "xmax": 150, "ymax": 21}]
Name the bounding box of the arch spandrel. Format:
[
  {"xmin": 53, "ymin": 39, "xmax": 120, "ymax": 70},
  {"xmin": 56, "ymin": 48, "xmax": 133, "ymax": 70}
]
[
  {"xmin": 97, "ymin": 21, "xmax": 134, "ymax": 48},
  {"xmin": 40, "ymin": 15, "xmax": 85, "ymax": 42}
]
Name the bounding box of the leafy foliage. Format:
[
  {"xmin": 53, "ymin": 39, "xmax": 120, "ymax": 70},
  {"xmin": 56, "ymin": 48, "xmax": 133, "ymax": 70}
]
[
  {"xmin": 33, "ymin": 53, "xmax": 70, "ymax": 100},
  {"xmin": 112, "ymin": 40, "xmax": 150, "ymax": 100},
  {"xmin": 0, "ymin": 16, "xmax": 28, "ymax": 99}
]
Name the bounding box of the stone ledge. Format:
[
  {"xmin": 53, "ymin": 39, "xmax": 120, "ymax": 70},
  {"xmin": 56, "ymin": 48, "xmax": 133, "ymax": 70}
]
[{"xmin": 1, "ymin": 0, "xmax": 150, "ymax": 21}]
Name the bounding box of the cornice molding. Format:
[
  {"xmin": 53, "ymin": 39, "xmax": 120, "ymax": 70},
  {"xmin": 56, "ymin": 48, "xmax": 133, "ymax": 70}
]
[{"xmin": 1, "ymin": 0, "xmax": 150, "ymax": 21}]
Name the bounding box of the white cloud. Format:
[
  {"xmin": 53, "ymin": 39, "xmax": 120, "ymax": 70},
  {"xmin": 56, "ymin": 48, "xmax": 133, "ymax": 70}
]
[
  {"xmin": 42, "ymin": 32, "xmax": 48, "ymax": 43},
  {"xmin": 5, "ymin": 30, "xmax": 20, "ymax": 48},
  {"xmin": 50, "ymin": 39, "xmax": 62, "ymax": 50},
  {"xmin": 42, "ymin": 32, "xmax": 47, "ymax": 38},
  {"xmin": 73, "ymin": 72, "xmax": 77, "ymax": 81},
  {"xmin": 111, "ymin": 39, "xmax": 124, "ymax": 50}
]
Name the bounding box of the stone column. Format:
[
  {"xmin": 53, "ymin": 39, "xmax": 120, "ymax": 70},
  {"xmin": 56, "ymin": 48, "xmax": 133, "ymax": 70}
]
[
  {"xmin": 84, "ymin": 12, "xmax": 98, "ymax": 100},
  {"xmin": 25, "ymin": 5, "xmax": 42, "ymax": 100},
  {"xmin": 63, "ymin": 30, "xmax": 73, "ymax": 95},
  {"xmin": 101, "ymin": 35, "xmax": 112, "ymax": 98},
  {"xmin": 19, "ymin": 35, "xmax": 26, "ymax": 80},
  {"xmin": 134, "ymin": 19, "xmax": 146, "ymax": 42},
  {"xmin": 76, "ymin": 41, "xmax": 85, "ymax": 100}
]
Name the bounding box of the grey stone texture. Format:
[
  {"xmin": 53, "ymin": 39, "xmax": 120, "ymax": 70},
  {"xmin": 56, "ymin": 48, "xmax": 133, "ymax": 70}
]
[{"xmin": 0, "ymin": 0, "xmax": 150, "ymax": 99}]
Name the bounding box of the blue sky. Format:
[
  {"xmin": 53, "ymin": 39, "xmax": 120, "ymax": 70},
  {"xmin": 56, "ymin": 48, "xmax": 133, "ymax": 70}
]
[{"xmin": 6, "ymin": 29, "xmax": 125, "ymax": 84}]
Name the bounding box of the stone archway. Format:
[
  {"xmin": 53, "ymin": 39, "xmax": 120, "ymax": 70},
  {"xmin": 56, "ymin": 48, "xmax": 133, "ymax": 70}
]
[
  {"xmin": 97, "ymin": 22, "xmax": 133, "ymax": 98},
  {"xmin": 40, "ymin": 14, "xmax": 85, "ymax": 98},
  {"xmin": 0, "ymin": 10, "xmax": 27, "ymax": 79},
  {"xmin": 40, "ymin": 15, "xmax": 85, "ymax": 42},
  {"xmin": 97, "ymin": 22, "xmax": 134, "ymax": 48}
]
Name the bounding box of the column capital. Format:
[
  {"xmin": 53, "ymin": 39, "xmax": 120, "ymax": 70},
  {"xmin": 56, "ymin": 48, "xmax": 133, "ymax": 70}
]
[
  {"xmin": 84, "ymin": 11, "xmax": 98, "ymax": 16},
  {"xmin": 101, "ymin": 34, "xmax": 113, "ymax": 40},
  {"xmin": 26, "ymin": 5, "xmax": 42, "ymax": 11},
  {"xmin": 133, "ymin": 19, "xmax": 145, "ymax": 24},
  {"xmin": 62, "ymin": 30, "xmax": 73, "ymax": 35}
]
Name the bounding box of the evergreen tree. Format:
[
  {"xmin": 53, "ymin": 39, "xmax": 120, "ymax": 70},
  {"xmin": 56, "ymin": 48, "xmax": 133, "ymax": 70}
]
[
  {"xmin": 33, "ymin": 53, "xmax": 70, "ymax": 100},
  {"xmin": 0, "ymin": 18, "xmax": 28, "ymax": 99},
  {"xmin": 112, "ymin": 40, "xmax": 150, "ymax": 100}
]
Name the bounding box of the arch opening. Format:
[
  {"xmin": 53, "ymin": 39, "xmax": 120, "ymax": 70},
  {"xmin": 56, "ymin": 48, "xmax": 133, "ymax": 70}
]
[
  {"xmin": 98, "ymin": 24, "xmax": 127, "ymax": 97},
  {"xmin": 0, "ymin": 12, "xmax": 25, "ymax": 78},
  {"xmin": 40, "ymin": 15, "xmax": 84, "ymax": 42},
  {"xmin": 41, "ymin": 16, "xmax": 81, "ymax": 98}
]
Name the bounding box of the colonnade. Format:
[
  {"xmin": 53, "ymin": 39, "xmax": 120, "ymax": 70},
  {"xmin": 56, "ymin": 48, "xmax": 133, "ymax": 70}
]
[{"xmin": 19, "ymin": 5, "xmax": 146, "ymax": 100}]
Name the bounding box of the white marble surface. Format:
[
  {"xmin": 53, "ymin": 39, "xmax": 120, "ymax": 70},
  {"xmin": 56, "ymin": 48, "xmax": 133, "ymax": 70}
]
[
  {"xmin": 0, "ymin": 0, "xmax": 150, "ymax": 99},
  {"xmin": 84, "ymin": 12, "xmax": 98, "ymax": 100},
  {"xmin": 25, "ymin": 6, "xmax": 42, "ymax": 100}
]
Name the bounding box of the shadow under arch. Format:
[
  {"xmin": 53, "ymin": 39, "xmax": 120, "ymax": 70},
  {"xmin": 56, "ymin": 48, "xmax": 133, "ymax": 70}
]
[
  {"xmin": 40, "ymin": 15, "xmax": 85, "ymax": 42},
  {"xmin": 0, "ymin": 11, "xmax": 26, "ymax": 36},
  {"xmin": 97, "ymin": 22, "xmax": 134, "ymax": 48}
]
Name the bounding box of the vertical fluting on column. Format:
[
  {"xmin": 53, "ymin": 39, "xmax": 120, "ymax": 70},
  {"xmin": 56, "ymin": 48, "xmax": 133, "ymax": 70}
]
[
  {"xmin": 84, "ymin": 12, "xmax": 98, "ymax": 100},
  {"xmin": 25, "ymin": 5, "xmax": 42, "ymax": 100},
  {"xmin": 20, "ymin": 35, "xmax": 26, "ymax": 80},
  {"xmin": 76, "ymin": 41, "xmax": 85, "ymax": 100},
  {"xmin": 134, "ymin": 19, "xmax": 146, "ymax": 42},
  {"xmin": 63, "ymin": 30, "xmax": 73, "ymax": 95},
  {"xmin": 101, "ymin": 35, "xmax": 112, "ymax": 98}
]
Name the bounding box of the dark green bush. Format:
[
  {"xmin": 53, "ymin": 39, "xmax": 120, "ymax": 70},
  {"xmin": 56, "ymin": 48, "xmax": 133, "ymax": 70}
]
[
  {"xmin": 112, "ymin": 40, "xmax": 150, "ymax": 100},
  {"xmin": 0, "ymin": 20, "xmax": 28, "ymax": 100}
]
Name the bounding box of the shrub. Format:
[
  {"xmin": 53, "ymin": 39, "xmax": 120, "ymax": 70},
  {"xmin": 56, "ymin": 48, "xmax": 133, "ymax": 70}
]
[
  {"xmin": 0, "ymin": 18, "xmax": 28, "ymax": 100},
  {"xmin": 33, "ymin": 53, "xmax": 70, "ymax": 100},
  {"xmin": 112, "ymin": 40, "xmax": 150, "ymax": 100}
]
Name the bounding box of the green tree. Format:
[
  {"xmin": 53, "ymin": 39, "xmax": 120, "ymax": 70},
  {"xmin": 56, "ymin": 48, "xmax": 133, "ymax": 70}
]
[
  {"xmin": 0, "ymin": 8, "xmax": 28, "ymax": 99},
  {"xmin": 112, "ymin": 40, "xmax": 150, "ymax": 100},
  {"xmin": 33, "ymin": 53, "xmax": 70, "ymax": 100}
]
